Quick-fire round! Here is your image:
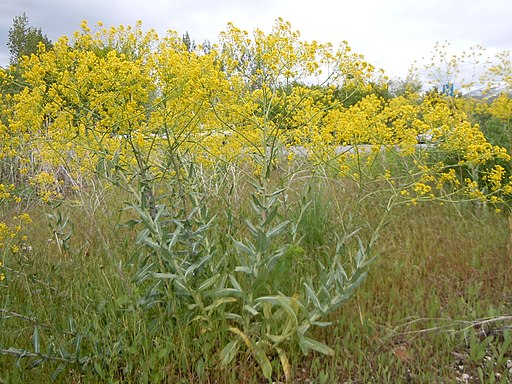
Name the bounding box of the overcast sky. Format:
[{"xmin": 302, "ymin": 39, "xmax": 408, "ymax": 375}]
[{"xmin": 0, "ymin": 0, "xmax": 511, "ymax": 79}]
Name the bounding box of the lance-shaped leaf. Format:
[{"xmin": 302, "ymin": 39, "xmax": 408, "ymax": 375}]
[
  {"xmin": 232, "ymin": 238, "xmax": 255, "ymax": 256},
  {"xmin": 151, "ymin": 272, "xmax": 178, "ymax": 280},
  {"xmin": 255, "ymin": 342, "xmax": 273, "ymax": 381},
  {"xmin": 276, "ymin": 347, "xmax": 291, "ymax": 383},
  {"xmin": 32, "ymin": 326, "xmax": 40, "ymax": 354},
  {"xmin": 228, "ymin": 327, "xmax": 253, "ymax": 350},
  {"xmin": 303, "ymin": 282, "xmax": 323, "ymax": 312},
  {"xmin": 204, "ymin": 297, "xmax": 237, "ymax": 312},
  {"xmin": 299, "ymin": 335, "xmax": 334, "ymax": 356},
  {"xmin": 197, "ymin": 273, "xmax": 220, "ymax": 292},
  {"xmin": 219, "ymin": 339, "xmax": 240, "ymax": 367},
  {"xmin": 244, "ymin": 219, "xmax": 258, "ymax": 236},
  {"xmin": 266, "ymin": 220, "xmax": 289, "ymax": 240},
  {"xmin": 255, "ymin": 295, "xmax": 298, "ymax": 328}
]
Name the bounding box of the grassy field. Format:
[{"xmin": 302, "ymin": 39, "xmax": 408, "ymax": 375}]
[
  {"xmin": 1, "ymin": 16, "xmax": 511, "ymax": 383},
  {"xmin": 1, "ymin": 165, "xmax": 511, "ymax": 384}
]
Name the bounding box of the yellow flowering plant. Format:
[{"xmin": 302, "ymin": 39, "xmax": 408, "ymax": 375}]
[
  {"xmin": 1, "ymin": 18, "xmax": 511, "ymax": 381},
  {"xmin": 0, "ymin": 183, "xmax": 31, "ymax": 264}
]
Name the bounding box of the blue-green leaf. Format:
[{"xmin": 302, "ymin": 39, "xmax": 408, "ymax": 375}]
[{"xmin": 219, "ymin": 340, "xmax": 240, "ymax": 367}]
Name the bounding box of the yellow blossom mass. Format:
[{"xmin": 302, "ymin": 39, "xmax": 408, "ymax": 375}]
[{"xmin": 0, "ymin": 19, "xmax": 510, "ymax": 213}]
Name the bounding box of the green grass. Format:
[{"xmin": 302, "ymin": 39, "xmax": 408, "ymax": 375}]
[
  {"xmin": 1, "ymin": 168, "xmax": 511, "ymax": 383},
  {"xmin": 328, "ymin": 203, "xmax": 512, "ymax": 383}
]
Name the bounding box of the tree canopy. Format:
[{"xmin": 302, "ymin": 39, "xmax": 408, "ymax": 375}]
[{"xmin": 7, "ymin": 13, "xmax": 52, "ymax": 65}]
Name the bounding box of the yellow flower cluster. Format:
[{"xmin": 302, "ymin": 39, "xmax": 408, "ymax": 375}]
[
  {"xmin": 0, "ymin": 182, "xmax": 30, "ymax": 255},
  {"xmin": 29, "ymin": 171, "xmax": 63, "ymax": 203},
  {"xmin": 489, "ymin": 94, "xmax": 512, "ymax": 121},
  {"xmin": 485, "ymin": 165, "xmax": 507, "ymax": 191},
  {"xmin": 0, "ymin": 183, "xmax": 15, "ymax": 200},
  {"xmin": 0, "ymin": 19, "xmax": 510, "ymax": 209},
  {"xmin": 0, "ymin": 214, "xmax": 31, "ymax": 252}
]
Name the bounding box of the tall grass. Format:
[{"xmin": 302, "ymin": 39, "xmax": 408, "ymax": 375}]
[{"xmin": 1, "ymin": 163, "xmax": 511, "ymax": 383}]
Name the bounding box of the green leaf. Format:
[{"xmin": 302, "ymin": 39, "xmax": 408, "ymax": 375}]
[
  {"xmin": 243, "ymin": 304, "xmax": 259, "ymax": 316},
  {"xmin": 135, "ymin": 228, "xmax": 151, "ymax": 244},
  {"xmin": 167, "ymin": 227, "xmax": 182, "ymax": 250},
  {"xmin": 266, "ymin": 249, "xmax": 285, "ymax": 271},
  {"xmin": 50, "ymin": 364, "xmax": 65, "ymax": 382},
  {"xmin": 267, "ymin": 187, "xmax": 287, "ymax": 198},
  {"xmin": 300, "ymin": 336, "xmax": 334, "ymax": 356},
  {"xmin": 93, "ymin": 361, "xmax": 105, "ymax": 378},
  {"xmin": 255, "ymin": 346, "xmax": 273, "ymax": 381},
  {"xmin": 304, "ymin": 283, "xmax": 322, "ymax": 311},
  {"xmin": 311, "ymin": 320, "xmax": 333, "ymax": 327},
  {"xmin": 234, "ymin": 266, "xmax": 253, "ymax": 275},
  {"xmin": 228, "ymin": 327, "xmax": 253, "ymax": 349},
  {"xmin": 228, "ymin": 274, "xmax": 243, "ymax": 293},
  {"xmin": 191, "ymin": 220, "xmax": 214, "ymax": 237},
  {"xmin": 328, "ymin": 292, "xmax": 352, "ymax": 313},
  {"xmin": 266, "ymin": 194, "xmax": 279, "ymax": 209},
  {"xmin": 130, "ymin": 204, "xmax": 154, "ymax": 231},
  {"xmin": 225, "ymin": 312, "xmax": 243, "ymax": 322},
  {"xmin": 255, "ymin": 295, "xmax": 298, "ymax": 328},
  {"xmin": 197, "ymin": 273, "xmax": 220, "ymax": 292},
  {"xmin": 266, "ymin": 220, "xmax": 290, "ymax": 240},
  {"xmin": 32, "ymin": 326, "xmax": 40, "ymax": 354},
  {"xmin": 205, "ymin": 287, "xmax": 243, "ymax": 298},
  {"xmin": 153, "ymin": 205, "xmax": 167, "ymax": 223},
  {"xmin": 233, "ymin": 239, "xmax": 255, "ymax": 256},
  {"xmin": 266, "ymin": 333, "xmax": 287, "ymax": 344},
  {"xmin": 204, "ymin": 297, "xmax": 237, "ymax": 311},
  {"xmin": 244, "ymin": 219, "xmax": 258, "ymax": 236},
  {"xmin": 355, "ymin": 237, "xmax": 366, "ymax": 267},
  {"xmin": 219, "ymin": 340, "xmax": 240, "ymax": 367},
  {"xmin": 262, "ymin": 205, "xmax": 278, "ymax": 226},
  {"xmin": 348, "ymin": 270, "xmax": 368, "ymax": 292},
  {"xmin": 132, "ymin": 262, "xmax": 155, "ymax": 283},
  {"xmin": 251, "ymin": 194, "xmax": 263, "ymax": 209},
  {"xmin": 67, "ymin": 317, "xmax": 76, "ymax": 334},
  {"xmin": 276, "ymin": 347, "xmax": 291, "ymax": 383},
  {"xmin": 173, "ymin": 279, "xmax": 190, "ymax": 295},
  {"xmin": 152, "ymin": 272, "xmax": 178, "ymax": 280},
  {"xmin": 255, "ymin": 230, "xmax": 267, "ymax": 252},
  {"xmin": 74, "ymin": 333, "xmax": 82, "ymax": 359},
  {"xmin": 141, "ymin": 237, "xmax": 160, "ymax": 250},
  {"xmin": 297, "ymin": 323, "xmax": 311, "ymax": 337},
  {"xmin": 185, "ymin": 254, "xmax": 212, "ymax": 279}
]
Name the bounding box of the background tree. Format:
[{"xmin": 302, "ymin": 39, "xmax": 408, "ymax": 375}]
[
  {"xmin": 7, "ymin": 13, "xmax": 52, "ymax": 65},
  {"xmin": 182, "ymin": 31, "xmax": 196, "ymax": 52}
]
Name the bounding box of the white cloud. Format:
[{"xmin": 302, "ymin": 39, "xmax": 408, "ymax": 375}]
[{"xmin": 1, "ymin": 0, "xmax": 511, "ymax": 80}]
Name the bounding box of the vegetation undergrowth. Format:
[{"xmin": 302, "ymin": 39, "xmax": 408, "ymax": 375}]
[
  {"xmin": 1, "ymin": 16, "xmax": 512, "ymax": 384},
  {"xmin": 1, "ymin": 178, "xmax": 511, "ymax": 383}
]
